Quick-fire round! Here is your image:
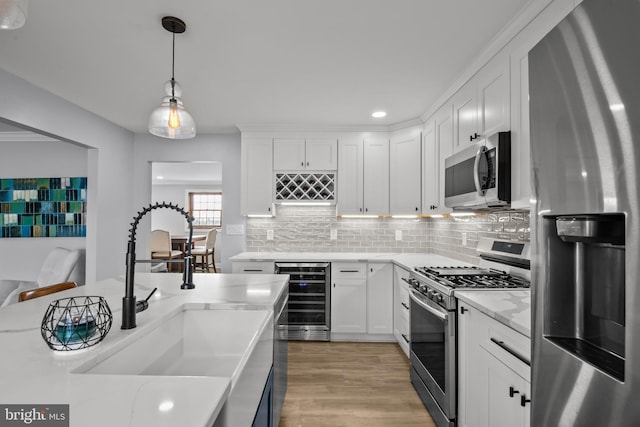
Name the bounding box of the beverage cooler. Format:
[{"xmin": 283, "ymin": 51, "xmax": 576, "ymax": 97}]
[{"xmin": 274, "ymin": 262, "xmax": 331, "ymax": 341}]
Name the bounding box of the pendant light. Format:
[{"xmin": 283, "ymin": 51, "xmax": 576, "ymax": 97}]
[
  {"xmin": 148, "ymin": 16, "xmax": 196, "ymax": 139},
  {"xmin": 0, "ymin": 0, "xmax": 28, "ymax": 30}
]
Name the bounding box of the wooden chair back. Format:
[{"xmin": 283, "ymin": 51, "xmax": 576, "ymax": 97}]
[{"xmin": 18, "ymin": 281, "xmax": 78, "ymax": 302}]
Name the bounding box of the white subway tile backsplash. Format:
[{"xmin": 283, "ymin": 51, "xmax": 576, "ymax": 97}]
[{"xmin": 245, "ymin": 206, "xmax": 530, "ymax": 263}]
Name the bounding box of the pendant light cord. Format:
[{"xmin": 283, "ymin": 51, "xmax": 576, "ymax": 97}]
[{"xmin": 170, "ymin": 31, "xmax": 176, "ymax": 99}]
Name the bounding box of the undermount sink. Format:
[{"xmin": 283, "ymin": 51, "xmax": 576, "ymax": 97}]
[{"xmin": 74, "ymin": 307, "xmax": 272, "ymax": 380}]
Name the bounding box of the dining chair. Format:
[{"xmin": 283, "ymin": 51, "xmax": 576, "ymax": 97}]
[
  {"xmin": 150, "ymin": 229, "xmax": 183, "ymax": 272},
  {"xmin": 18, "ymin": 281, "xmax": 78, "ymax": 302},
  {"xmin": 192, "ymin": 228, "xmax": 218, "ymax": 273}
]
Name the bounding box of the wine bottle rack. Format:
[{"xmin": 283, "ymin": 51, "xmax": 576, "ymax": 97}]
[{"xmin": 275, "ymin": 173, "xmax": 335, "ymax": 202}]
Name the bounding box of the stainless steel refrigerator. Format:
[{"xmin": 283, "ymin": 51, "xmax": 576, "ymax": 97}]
[{"xmin": 529, "ymin": 0, "xmax": 640, "ymax": 425}]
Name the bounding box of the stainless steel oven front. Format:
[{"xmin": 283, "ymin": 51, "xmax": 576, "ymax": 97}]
[{"xmin": 409, "ymin": 289, "xmax": 456, "ymax": 427}]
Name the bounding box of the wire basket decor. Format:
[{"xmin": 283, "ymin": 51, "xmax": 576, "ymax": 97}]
[{"xmin": 41, "ymin": 296, "xmax": 113, "ymax": 351}]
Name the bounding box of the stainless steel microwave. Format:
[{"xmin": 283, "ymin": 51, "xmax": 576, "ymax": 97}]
[{"xmin": 444, "ymin": 131, "xmax": 511, "ymax": 210}]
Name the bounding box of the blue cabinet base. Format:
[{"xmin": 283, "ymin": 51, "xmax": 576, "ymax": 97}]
[{"xmin": 253, "ymin": 366, "xmax": 274, "ymax": 427}]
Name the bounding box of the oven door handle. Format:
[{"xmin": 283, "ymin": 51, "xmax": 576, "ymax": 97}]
[
  {"xmin": 473, "ymin": 145, "xmax": 487, "ymax": 197},
  {"xmin": 409, "ymin": 289, "xmax": 447, "ymax": 321}
]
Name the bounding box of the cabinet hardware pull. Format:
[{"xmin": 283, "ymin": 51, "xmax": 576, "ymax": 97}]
[
  {"xmin": 340, "ymin": 270, "xmax": 359, "ymax": 273},
  {"xmin": 244, "ymin": 269, "xmax": 263, "ymax": 272},
  {"xmin": 470, "ymin": 135, "xmax": 474, "ymax": 142},
  {"xmin": 415, "ymin": 207, "xmax": 419, "ymax": 211},
  {"xmin": 365, "ymin": 208, "xmax": 368, "ymax": 212},
  {"xmin": 509, "ymin": 386, "xmax": 519, "ymax": 398},
  {"xmin": 401, "ymin": 334, "xmax": 410, "ymax": 343},
  {"xmin": 306, "ymin": 162, "xmax": 309, "ymax": 166},
  {"xmin": 490, "ymin": 337, "xmax": 531, "ymax": 366},
  {"xmin": 301, "ymin": 162, "xmax": 304, "ymax": 166},
  {"xmin": 521, "ymin": 395, "xmax": 531, "ymax": 407},
  {"xmin": 460, "ymin": 306, "xmax": 468, "ymax": 314},
  {"xmin": 401, "ymin": 302, "xmax": 410, "ymax": 310}
]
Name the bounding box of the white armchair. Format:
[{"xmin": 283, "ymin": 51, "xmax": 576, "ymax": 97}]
[{"xmin": 0, "ymin": 247, "xmax": 80, "ymax": 308}]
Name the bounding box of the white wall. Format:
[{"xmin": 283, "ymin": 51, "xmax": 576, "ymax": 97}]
[
  {"xmin": 133, "ymin": 133, "xmax": 244, "ymax": 273},
  {"xmin": 0, "ymin": 68, "xmax": 135, "ymax": 283},
  {"xmin": 0, "ymin": 140, "xmax": 88, "ymax": 282}
]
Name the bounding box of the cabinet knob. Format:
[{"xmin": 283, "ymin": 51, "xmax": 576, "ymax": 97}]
[
  {"xmin": 307, "ymin": 162, "xmax": 309, "ymax": 166},
  {"xmin": 460, "ymin": 306, "xmax": 468, "ymax": 314},
  {"xmin": 359, "ymin": 207, "xmax": 363, "ymax": 212},
  {"xmin": 415, "ymin": 207, "xmax": 419, "ymax": 211},
  {"xmin": 509, "ymin": 386, "xmax": 520, "ymax": 398},
  {"xmin": 301, "ymin": 162, "xmax": 304, "ymax": 166},
  {"xmin": 520, "ymin": 395, "xmax": 531, "ymax": 407},
  {"xmin": 365, "ymin": 208, "xmax": 368, "ymax": 212}
]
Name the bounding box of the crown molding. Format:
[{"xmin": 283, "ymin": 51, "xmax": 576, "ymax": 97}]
[{"xmin": 235, "ymin": 122, "xmax": 394, "ymax": 133}]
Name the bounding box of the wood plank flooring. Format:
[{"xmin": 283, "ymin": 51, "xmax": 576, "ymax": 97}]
[{"xmin": 279, "ymin": 341, "xmax": 436, "ymax": 427}]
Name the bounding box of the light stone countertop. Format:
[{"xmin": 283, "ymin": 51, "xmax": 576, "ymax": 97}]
[
  {"xmin": 454, "ymin": 290, "xmax": 531, "ymax": 337},
  {"xmin": 0, "ymin": 273, "xmax": 289, "ymax": 427},
  {"xmin": 229, "ymin": 251, "xmax": 473, "ymax": 272}
]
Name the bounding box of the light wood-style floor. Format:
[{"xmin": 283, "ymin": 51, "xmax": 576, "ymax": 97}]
[{"xmin": 279, "ymin": 341, "xmax": 436, "ymax": 427}]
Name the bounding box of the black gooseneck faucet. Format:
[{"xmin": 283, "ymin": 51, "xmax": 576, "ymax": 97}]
[{"xmin": 122, "ymin": 202, "xmax": 195, "ymax": 329}]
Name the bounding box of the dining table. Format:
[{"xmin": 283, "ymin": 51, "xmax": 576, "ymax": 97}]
[{"xmin": 171, "ymin": 234, "xmax": 206, "ymax": 255}]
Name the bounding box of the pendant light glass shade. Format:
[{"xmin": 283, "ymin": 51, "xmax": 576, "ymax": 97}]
[
  {"xmin": 148, "ymin": 80, "xmax": 196, "ymax": 139},
  {"xmin": 148, "ymin": 16, "xmax": 196, "ymax": 140},
  {"xmin": 0, "ymin": 0, "xmax": 28, "ymax": 30}
]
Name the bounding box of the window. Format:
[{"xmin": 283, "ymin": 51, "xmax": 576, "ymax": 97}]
[{"xmin": 188, "ymin": 192, "xmax": 222, "ymax": 229}]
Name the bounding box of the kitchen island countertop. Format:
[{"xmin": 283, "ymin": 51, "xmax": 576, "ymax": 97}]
[{"xmin": 0, "ymin": 272, "xmax": 289, "ymax": 427}]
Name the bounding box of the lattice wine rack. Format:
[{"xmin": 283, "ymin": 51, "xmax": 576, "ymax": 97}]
[{"xmin": 275, "ymin": 173, "xmax": 335, "ymax": 202}]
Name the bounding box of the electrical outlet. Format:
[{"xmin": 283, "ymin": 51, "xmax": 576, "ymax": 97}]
[
  {"xmin": 395, "ymin": 230, "xmax": 402, "ymax": 241},
  {"xmin": 330, "ymin": 229, "xmax": 338, "ymax": 240},
  {"xmin": 462, "ymin": 232, "xmax": 467, "ymax": 246},
  {"xmin": 267, "ymin": 230, "xmax": 274, "ymax": 240}
]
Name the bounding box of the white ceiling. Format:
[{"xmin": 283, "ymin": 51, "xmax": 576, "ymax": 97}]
[{"xmin": 0, "ymin": 0, "xmax": 530, "ymax": 134}]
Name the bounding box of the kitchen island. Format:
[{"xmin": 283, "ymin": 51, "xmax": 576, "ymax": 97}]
[{"xmin": 0, "ymin": 273, "xmax": 288, "ymax": 427}]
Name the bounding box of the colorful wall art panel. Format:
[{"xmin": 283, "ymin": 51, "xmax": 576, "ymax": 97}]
[{"xmin": 0, "ymin": 177, "xmax": 87, "ymax": 238}]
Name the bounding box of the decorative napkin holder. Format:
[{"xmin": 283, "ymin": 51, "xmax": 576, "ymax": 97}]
[{"xmin": 41, "ymin": 296, "xmax": 112, "ymax": 351}]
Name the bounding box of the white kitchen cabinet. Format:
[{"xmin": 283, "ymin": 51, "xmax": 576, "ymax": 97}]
[
  {"xmin": 367, "ymin": 263, "xmax": 393, "ymax": 335},
  {"xmin": 241, "ymin": 137, "xmax": 274, "ymax": 216},
  {"xmin": 393, "ymin": 265, "xmax": 411, "ymax": 357},
  {"xmin": 458, "ymin": 302, "xmax": 531, "ymax": 427},
  {"xmin": 331, "ymin": 263, "xmax": 367, "ymax": 334},
  {"xmin": 231, "ymin": 261, "xmax": 274, "ymax": 274},
  {"xmin": 422, "ymin": 120, "xmax": 439, "ymax": 214},
  {"xmin": 483, "ymin": 347, "xmax": 531, "ymax": 427},
  {"xmin": 273, "ymin": 138, "xmax": 337, "ymax": 171},
  {"xmin": 453, "ymin": 55, "xmax": 510, "ymax": 153},
  {"xmin": 434, "ymin": 103, "xmax": 454, "ymax": 214},
  {"xmin": 390, "ymin": 127, "xmax": 422, "ymax": 215},
  {"xmin": 453, "ymin": 81, "xmax": 479, "ymax": 152},
  {"xmin": 337, "ymin": 135, "xmax": 389, "ymax": 216},
  {"xmin": 505, "ymin": 0, "xmax": 575, "ymax": 209}
]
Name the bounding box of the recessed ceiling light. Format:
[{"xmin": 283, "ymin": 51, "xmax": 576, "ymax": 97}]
[
  {"xmin": 372, "ymin": 111, "xmax": 387, "ymax": 118},
  {"xmin": 156, "ymin": 176, "xmax": 164, "ymax": 180}
]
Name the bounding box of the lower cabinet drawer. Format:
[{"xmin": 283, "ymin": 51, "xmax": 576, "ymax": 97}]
[{"xmin": 232, "ymin": 261, "xmax": 274, "ymax": 274}]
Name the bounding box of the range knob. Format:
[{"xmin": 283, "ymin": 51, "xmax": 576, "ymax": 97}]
[
  {"xmin": 436, "ymin": 294, "xmax": 444, "ymax": 303},
  {"xmin": 426, "ymin": 290, "xmax": 435, "ymax": 299}
]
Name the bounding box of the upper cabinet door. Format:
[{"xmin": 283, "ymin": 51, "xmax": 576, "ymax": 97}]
[
  {"xmin": 390, "ymin": 128, "xmax": 422, "ymax": 215},
  {"xmin": 422, "ymin": 121, "xmax": 439, "ymax": 213},
  {"xmin": 435, "ymin": 103, "xmax": 454, "ymax": 215},
  {"xmin": 363, "ymin": 136, "xmax": 389, "ymax": 216},
  {"xmin": 273, "ymin": 138, "xmax": 305, "ymax": 170},
  {"xmin": 477, "ymin": 54, "xmax": 510, "ymax": 138},
  {"xmin": 337, "ymin": 137, "xmax": 364, "ymax": 215},
  {"xmin": 241, "ymin": 137, "xmax": 274, "ymax": 216},
  {"xmin": 453, "ymin": 81, "xmax": 479, "ymax": 152},
  {"xmin": 305, "ymin": 138, "xmax": 338, "ymax": 170}
]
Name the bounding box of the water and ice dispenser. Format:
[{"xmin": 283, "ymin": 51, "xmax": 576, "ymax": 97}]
[{"xmin": 543, "ymin": 214, "xmax": 625, "ymax": 381}]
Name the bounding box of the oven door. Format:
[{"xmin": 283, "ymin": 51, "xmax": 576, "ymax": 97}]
[{"xmin": 409, "ymin": 289, "xmax": 456, "ymax": 423}]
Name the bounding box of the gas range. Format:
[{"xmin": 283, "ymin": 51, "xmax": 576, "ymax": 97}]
[{"xmin": 408, "ymin": 238, "xmax": 531, "ymax": 310}]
